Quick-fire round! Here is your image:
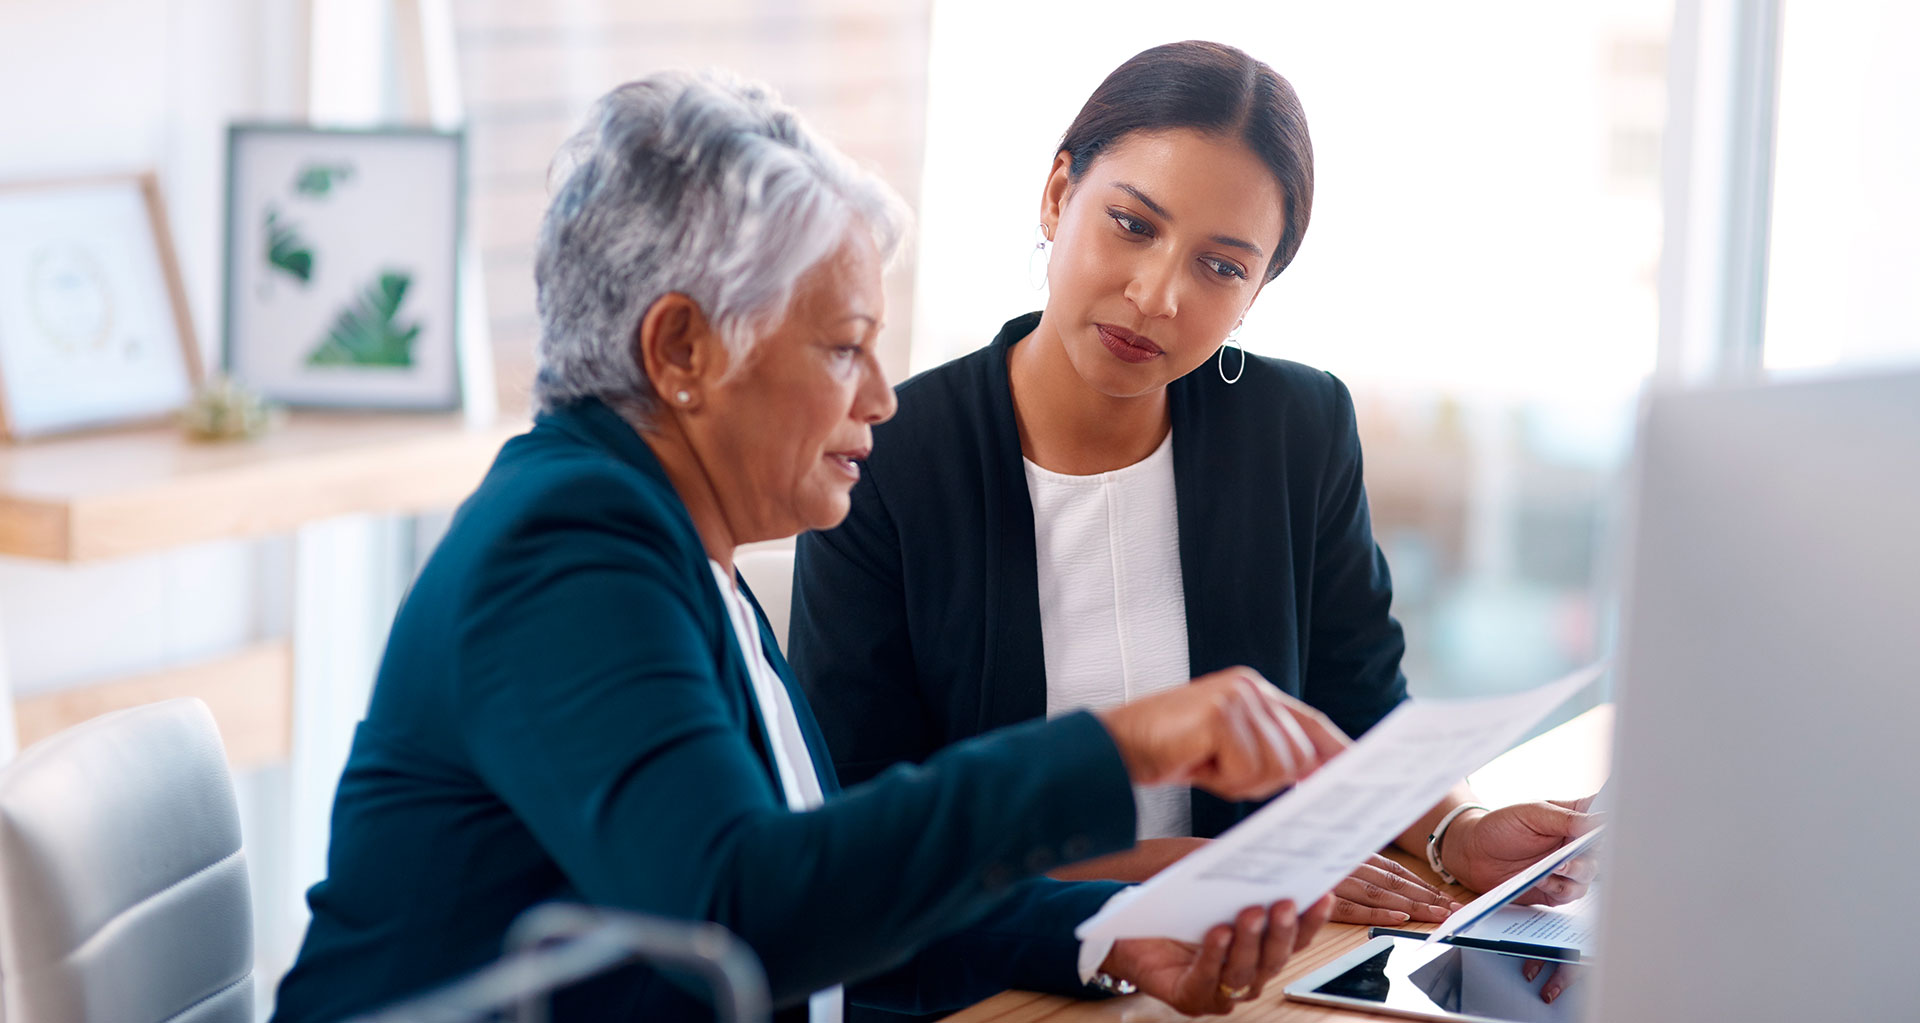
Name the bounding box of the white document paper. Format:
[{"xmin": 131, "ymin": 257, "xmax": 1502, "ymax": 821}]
[
  {"xmin": 1075, "ymin": 664, "xmax": 1602, "ymax": 946},
  {"xmin": 1457, "ymin": 900, "xmax": 1601, "ymax": 955},
  {"xmin": 1426, "ymin": 825, "xmax": 1605, "ymax": 944}
]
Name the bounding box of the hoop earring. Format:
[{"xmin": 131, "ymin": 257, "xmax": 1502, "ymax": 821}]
[
  {"xmin": 1218, "ymin": 330, "xmax": 1246, "ymax": 385},
  {"xmin": 1027, "ymin": 224, "xmax": 1052, "ymax": 290}
]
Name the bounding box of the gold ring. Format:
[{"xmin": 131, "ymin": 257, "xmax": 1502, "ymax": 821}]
[{"xmin": 1218, "ymin": 983, "xmax": 1253, "ymax": 1000}]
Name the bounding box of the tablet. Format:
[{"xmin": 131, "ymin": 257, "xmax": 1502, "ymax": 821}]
[{"xmin": 1284, "ymin": 936, "xmax": 1583, "ymax": 1023}]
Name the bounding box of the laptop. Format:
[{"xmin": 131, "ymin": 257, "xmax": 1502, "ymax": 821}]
[{"xmin": 1590, "ymin": 368, "xmax": 1920, "ymax": 1021}]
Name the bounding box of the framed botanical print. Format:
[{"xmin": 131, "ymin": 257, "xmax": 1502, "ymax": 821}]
[
  {"xmin": 0, "ymin": 174, "xmax": 202, "ymax": 439},
  {"xmin": 223, "ymin": 124, "xmax": 465, "ymax": 410}
]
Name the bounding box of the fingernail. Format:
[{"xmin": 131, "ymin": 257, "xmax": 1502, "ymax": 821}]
[
  {"xmin": 1450, "ymin": 901, "xmax": 1463, "ymax": 910},
  {"xmin": 1523, "ymin": 964, "xmax": 1540, "ymax": 981},
  {"xmin": 1388, "ymin": 911, "xmax": 1410, "ymax": 923},
  {"xmin": 1544, "ymin": 986, "xmax": 1559, "ymax": 1003}
]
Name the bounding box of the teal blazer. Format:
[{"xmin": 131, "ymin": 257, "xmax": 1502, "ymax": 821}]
[{"xmin": 270, "ymin": 398, "xmax": 1134, "ymax": 1023}]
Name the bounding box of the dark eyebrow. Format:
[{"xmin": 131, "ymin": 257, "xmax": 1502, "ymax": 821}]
[
  {"xmin": 1209, "ymin": 234, "xmax": 1266, "ymax": 259},
  {"xmin": 1113, "ymin": 182, "xmax": 1266, "ymax": 260},
  {"xmin": 1114, "ymin": 182, "xmax": 1171, "ymax": 220}
]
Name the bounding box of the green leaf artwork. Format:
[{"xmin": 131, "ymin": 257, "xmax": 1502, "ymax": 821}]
[
  {"xmin": 294, "ymin": 162, "xmax": 355, "ymax": 198},
  {"xmin": 264, "ymin": 208, "xmax": 314, "ymax": 284},
  {"xmin": 306, "ymin": 270, "xmax": 423, "ymax": 368}
]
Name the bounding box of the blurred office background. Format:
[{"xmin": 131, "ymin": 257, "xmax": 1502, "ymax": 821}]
[{"xmin": 1, "ymin": 0, "xmax": 1915, "ymax": 1015}]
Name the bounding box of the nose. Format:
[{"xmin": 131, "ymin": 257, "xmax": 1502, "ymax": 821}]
[
  {"xmin": 855, "ymin": 348, "xmax": 897, "ymax": 425},
  {"xmin": 1123, "ymin": 248, "xmax": 1180, "ymax": 320}
]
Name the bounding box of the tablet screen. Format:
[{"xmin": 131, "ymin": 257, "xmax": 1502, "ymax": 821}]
[{"xmin": 1296, "ymin": 937, "xmax": 1583, "ymax": 1023}]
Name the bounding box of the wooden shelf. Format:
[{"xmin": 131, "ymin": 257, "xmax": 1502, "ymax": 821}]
[
  {"xmin": 14, "ymin": 641, "xmax": 293, "ymax": 769},
  {"xmin": 0, "ymin": 410, "xmax": 528, "ymax": 561}
]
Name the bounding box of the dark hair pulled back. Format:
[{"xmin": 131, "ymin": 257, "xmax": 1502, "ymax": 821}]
[{"xmin": 1059, "ymin": 40, "xmax": 1314, "ymax": 282}]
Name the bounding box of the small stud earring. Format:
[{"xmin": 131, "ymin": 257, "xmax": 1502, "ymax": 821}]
[{"xmin": 675, "ymin": 390, "xmax": 691, "ymax": 404}]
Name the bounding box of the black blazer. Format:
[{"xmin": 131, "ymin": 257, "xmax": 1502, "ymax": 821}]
[
  {"xmin": 793, "ymin": 313, "xmax": 1409, "ymax": 839},
  {"xmin": 269, "ymin": 397, "xmax": 1133, "ymax": 1023}
]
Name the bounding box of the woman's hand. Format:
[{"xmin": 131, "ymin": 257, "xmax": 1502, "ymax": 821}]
[
  {"xmin": 1439, "ymin": 795, "xmax": 1602, "ymax": 904},
  {"xmin": 1102, "ymin": 896, "xmax": 1333, "ymax": 1015},
  {"xmin": 1521, "ymin": 958, "xmax": 1583, "ymax": 1005},
  {"xmin": 1327, "ymin": 854, "xmax": 1461, "ymax": 925},
  {"xmin": 1097, "ymin": 668, "xmax": 1350, "ymax": 802}
]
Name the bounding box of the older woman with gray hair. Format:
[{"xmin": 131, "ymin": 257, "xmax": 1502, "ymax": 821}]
[{"xmin": 268, "ymin": 70, "xmax": 1344, "ymax": 1023}]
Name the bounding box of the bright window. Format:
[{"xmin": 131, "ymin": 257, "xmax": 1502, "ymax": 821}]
[
  {"xmin": 1764, "ymin": 0, "xmax": 1920, "ymax": 374},
  {"xmin": 916, "ymin": 1, "xmax": 1673, "ymax": 698}
]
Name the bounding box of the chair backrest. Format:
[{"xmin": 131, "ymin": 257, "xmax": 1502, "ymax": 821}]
[
  {"xmin": 0, "ymin": 698, "xmax": 252, "ymax": 1023},
  {"xmin": 735, "ymin": 546, "xmax": 797, "ymax": 656}
]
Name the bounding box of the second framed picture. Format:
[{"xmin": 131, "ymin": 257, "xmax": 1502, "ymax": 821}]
[{"xmin": 224, "ymin": 125, "xmax": 465, "ymax": 410}]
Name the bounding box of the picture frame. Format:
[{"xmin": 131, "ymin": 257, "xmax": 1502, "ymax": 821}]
[
  {"xmin": 0, "ymin": 174, "xmax": 203, "ymax": 440},
  {"xmin": 223, "ymin": 124, "xmax": 465, "ymax": 410}
]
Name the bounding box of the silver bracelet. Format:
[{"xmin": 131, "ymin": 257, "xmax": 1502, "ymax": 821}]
[
  {"xmin": 1426, "ymin": 802, "xmax": 1489, "ymax": 886},
  {"xmin": 1089, "ymin": 971, "xmax": 1137, "ymax": 996}
]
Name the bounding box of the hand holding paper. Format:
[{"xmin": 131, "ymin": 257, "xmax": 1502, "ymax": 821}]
[
  {"xmin": 1426, "ymin": 825, "xmax": 1605, "ymax": 945},
  {"xmin": 1438, "ymin": 796, "xmax": 1604, "ymax": 902},
  {"xmin": 1078, "ymin": 665, "xmax": 1603, "ymax": 947},
  {"xmin": 1433, "ymin": 828, "xmax": 1607, "ymax": 1008},
  {"xmin": 1104, "ymin": 896, "xmax": 1333, "ymax": 1015}
]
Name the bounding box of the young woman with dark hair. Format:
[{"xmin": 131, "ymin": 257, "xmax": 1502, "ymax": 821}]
[{"xmin": 793, "ymin": 39, "xmax": 1597, "ymax": 994}]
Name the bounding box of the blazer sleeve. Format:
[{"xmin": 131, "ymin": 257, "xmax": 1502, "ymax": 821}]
[
  {"xmin": 454, "ymin": 475, "xmax": 1136, "ymax": 1009},
  {"xmin": 791, "ymin": 467, "xmax": 940, "ymax": 786},
  {"xmin": 1302, "ymin": 375, "xmax": 1410, "ymax": 737}
]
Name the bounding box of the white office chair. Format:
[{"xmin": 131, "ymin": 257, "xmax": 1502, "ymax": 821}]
[
  {"xmin": 735, "ymin": 546, "xmax": 796, "ymax": 656},
  {"xmin": 0, "ymin": 698, "xmax": 253, "ymax": 1023}
]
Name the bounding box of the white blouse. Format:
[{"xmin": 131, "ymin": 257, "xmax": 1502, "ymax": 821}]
[
  {"xmin": 1023, "ymin": 430, "xmax": 1193, "ymax": 841},
  {"xmin": 709, "ymin": 561, "xmax": 842, "ymax": 1023}
]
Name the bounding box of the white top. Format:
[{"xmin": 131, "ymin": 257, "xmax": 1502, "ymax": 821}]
[
  {"xmin": 710, "ymin": 561, "xmax": 842, "ymax": 1023},
  {"xmin": 1023, "ymin": 430, "xmax": 1193, "ymax": 841}
]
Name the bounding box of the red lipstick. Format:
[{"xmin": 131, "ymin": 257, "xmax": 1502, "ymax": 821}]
[{"xmin": 1096, "ymin": 324, "xmax": 1164, "ymax": 364}]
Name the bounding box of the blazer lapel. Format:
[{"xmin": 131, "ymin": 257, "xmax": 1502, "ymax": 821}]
[
  {"xmin": 541, "ymin": 400, "xmax": 787, "ymax": 796},
  {"xmin": 1168, "ymin": 367, "xmax": 1297, "ymax": 679},
  {"xmin": 741, "ymin": 578, "xmax": 844, "ymax": 797},
  {"xmin": 1170, "ymin": 366, "xmax": 1300, "ymax": 836},
  {"xmin": 977, "ymin": 317, "xmax": 1049, "ymax": 733},
  {"xmin": 1171, "ymin": 374, "xmax": 1230, "ymax": 680},
  {"xmin": 711, "ymin": 598, "xmax": 785, "ymax": 798}
]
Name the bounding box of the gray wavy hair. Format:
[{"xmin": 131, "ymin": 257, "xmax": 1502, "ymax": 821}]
[{"xmin": 532, "ymin": 69, "xmax": 909, "ymax": 418}]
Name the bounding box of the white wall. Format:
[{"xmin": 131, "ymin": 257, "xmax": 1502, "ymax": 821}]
[
  {"xmin": 0, "ymin": 0, "xmax": 308, "ymax": 346},
  {"xmin": 0, "ymin": 0, "xmax": 309, "ymax": 695},
  {"xmin": 0, "ymin": 2, "xmax": 311, "ymax": 1016}
]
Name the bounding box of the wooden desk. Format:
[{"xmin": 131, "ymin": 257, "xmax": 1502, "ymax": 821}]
[{"xmin": 946, "ymin": 705, "xmax": 1614, "ymax": 1022}]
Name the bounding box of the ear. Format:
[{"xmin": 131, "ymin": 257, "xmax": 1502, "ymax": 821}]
[
  {"xmin": 635, "ymin": 293, "xmax": 725, "ymax": 409},
  {"xmin": 1038, "ymin": 150, "xmax": 1075, "ymax": 241}
]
